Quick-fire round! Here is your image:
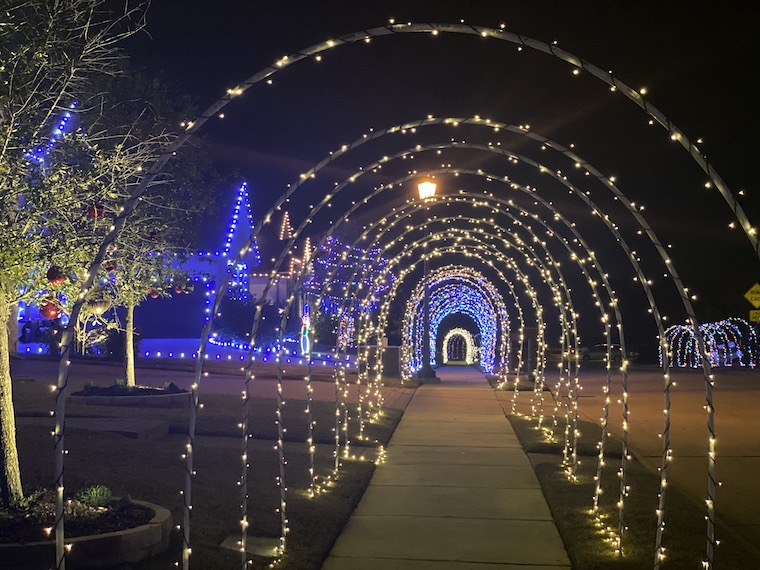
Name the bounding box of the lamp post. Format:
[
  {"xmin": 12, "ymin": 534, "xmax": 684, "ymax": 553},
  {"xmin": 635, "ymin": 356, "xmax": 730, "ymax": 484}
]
[{"xmin": 416, "ymin": 181, "xmax": 440, "ymax": 383}]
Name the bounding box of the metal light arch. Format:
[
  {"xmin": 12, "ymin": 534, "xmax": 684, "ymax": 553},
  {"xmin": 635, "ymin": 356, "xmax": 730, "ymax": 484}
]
[
  {"xmin": 320, "ymin": 183, "xmax": 644, "ymax": 549},
  {"xmin": 443, "ymin": 328, "xmax": 478, "ymax": 364},
  {"xmin": 325, "ymin": 133, "xmax": 710, "ymax": 558},
  {"xmin": 361, "ymin": 236, "xmax": 556, "ymax": 433},
  {"xmin": 252, "ymin": 193, "xmax": 544, "ymax": 508},
  {"xmin": 402, "ymin": 266, "xmax": 510, "ymax": 376},
  {"xmin": 372, "ymin": 218, "xmax": 562, "ymax": 400},
  {"xmin": 368, "ymin": 141, "xmax": 706, "ymax": 556},
  {"xmin": 50, "ymin": 25, "xmax": 743, "ymax": 569},
  {"xmin": 320, "ymin": 182, "xmax": 600, "ymax": 430},
  {"xmin": 370, "ymin": 241, "xmax": 546, "ymax": 395},
  {"xmin": 413, "ymin": 187, "xmax": 629, "ymax": 508},
  {"xmin": 192, "ymin": 122, "xmax": 720, "ymax": 565},
  {"xmin": 243, "ymin": 131, "xmax": 688, "ymax": 556},
  {"xmin": 316, "ymin": 164, "xmax": 614, "ymax": 402},
  {"xmin": 247, "ymin": 118, "xmax": 713, "ymax": 408},
  {"xmin": 330, "ymin": 214, "xmax": 548, "ymax": 381},
  {"xmin": 397, "ymin": 223, "xmax": 582, "ymax": 456},
  {"xmin": 221, "ymin": 134, "xmax": 648, "ymax": 560},
  {"xmin": 240, "ymin": 176, "xmax": 568, "ymax": 510},
  {"xmin": 372, "ymin": 231, "xmax": 567, "ymax": 441},
  {"xmin": 307, "ymin": 231, "xmax": 542, "ymax": 466},
  {"xmin": 318, "ymin": 218, "xmax": 539, "ymax": 386}
]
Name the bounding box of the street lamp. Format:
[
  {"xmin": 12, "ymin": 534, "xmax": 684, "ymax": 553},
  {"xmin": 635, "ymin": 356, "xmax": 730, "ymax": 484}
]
[
  {"xmin": 417, "ymin": 180, "xmax": 437, "ymax": 200},
  {"xmin": 416, "ymin": 180, "xmax": 440, "ymax": 383}
]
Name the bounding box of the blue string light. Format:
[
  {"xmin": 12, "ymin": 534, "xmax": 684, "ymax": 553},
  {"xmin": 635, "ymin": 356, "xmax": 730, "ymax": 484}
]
[{"xmin": 403, "ymin": 268, "xmax": 510, "ymax": 375}]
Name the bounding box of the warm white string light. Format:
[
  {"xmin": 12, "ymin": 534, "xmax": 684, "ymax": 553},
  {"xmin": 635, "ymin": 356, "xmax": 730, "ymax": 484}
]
[
  {"xmin": 442, "ymin": 328, "xmax": 478, "ymax": 364},
  {"xmin": 252, "ymin": 141, "xmax": 672, "ymax": 560},
  {"xmin": 46, "ymin": 22, "xmax": 737, "ymax": 568}
]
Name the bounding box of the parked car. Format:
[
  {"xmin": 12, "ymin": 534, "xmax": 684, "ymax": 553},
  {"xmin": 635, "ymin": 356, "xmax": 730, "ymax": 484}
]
[{"xmin": 581, "ymin": 343, "xmax": 637, "ymax": 365}]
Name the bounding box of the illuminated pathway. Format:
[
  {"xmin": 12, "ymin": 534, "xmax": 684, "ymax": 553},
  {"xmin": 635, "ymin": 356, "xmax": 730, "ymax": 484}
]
[{"xmin": 323, "ymin": 365, "xmax": 570, "ymax": 569}]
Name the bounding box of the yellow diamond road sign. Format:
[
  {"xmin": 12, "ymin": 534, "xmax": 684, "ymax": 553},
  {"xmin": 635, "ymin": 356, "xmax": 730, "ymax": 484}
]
[{"xmin": 745, "ymin": 284, "xmax": 760, "ymax": 309}]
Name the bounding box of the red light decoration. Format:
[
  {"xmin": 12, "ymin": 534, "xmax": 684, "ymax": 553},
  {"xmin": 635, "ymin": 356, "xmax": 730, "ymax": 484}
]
[
  {"xmin": 39, "ymin": 299, "xmax": 61, "ymax": 320},
  {"xmin": 87, "ymin": 203, "xmax": 104, "ymax": 219}
]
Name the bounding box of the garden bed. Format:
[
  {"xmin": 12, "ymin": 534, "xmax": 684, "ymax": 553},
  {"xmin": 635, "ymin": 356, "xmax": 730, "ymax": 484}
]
[
  {"xmin": 0, "ymin": 493, "xmax": 172, "ymax": 569},
  {"xmin": 69, "ymin": 382, "xmax": 190, "ymax": 407},
  {"xmin": 11, "ymin": 372, "xmax": 406, "ymax": 569}
]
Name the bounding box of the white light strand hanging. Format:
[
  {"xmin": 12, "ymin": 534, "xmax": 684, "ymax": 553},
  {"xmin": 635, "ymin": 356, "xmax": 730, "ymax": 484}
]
[
  {"xmin": 49, "ymin": 24, "xmax": 739, "ymax": 568},
  {"xmin": 443, "ymin": 328, "xmax": 478, "ymax": 364}
]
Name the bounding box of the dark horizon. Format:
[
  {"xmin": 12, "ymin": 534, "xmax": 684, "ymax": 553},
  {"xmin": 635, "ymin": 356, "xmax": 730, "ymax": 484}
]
[{"xmin": 122, "ymin": 1, "xmax": 760, "ymax": 346}]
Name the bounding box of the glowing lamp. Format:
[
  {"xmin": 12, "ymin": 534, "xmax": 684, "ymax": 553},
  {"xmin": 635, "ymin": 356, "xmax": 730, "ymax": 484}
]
[{"xmin": 417, "ymin": 181, "xmax": 437, "ymax": 200}]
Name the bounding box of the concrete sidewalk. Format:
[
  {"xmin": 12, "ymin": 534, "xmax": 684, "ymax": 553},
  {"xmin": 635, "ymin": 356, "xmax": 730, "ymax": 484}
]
[{"xmin": 323, "ymin": 366, "xmax": 570, "ymax": 569}]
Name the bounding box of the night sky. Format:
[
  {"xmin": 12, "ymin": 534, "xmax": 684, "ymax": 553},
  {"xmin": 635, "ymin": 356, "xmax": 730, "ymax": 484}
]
[{"xmin": 124, "ymin": 1, "xmax": 760, "ymax": 349}]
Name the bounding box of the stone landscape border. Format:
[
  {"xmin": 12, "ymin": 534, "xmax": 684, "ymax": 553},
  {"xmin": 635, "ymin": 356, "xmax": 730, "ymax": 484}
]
[
  {"xmin": 0, "ymin": 500, "xmax": 171, "ymax": 568},
  {"xmin": 68, "ymin": 392, "xmax": 190, "ymax": 408}
]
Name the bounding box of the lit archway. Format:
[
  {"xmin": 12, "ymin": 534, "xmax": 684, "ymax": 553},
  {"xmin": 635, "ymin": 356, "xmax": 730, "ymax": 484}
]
[
  {"xmin": 443, "ymin": 327, "xmax": 477, "ymax": 364},
  {"xmin": 49, "ymin": 22, "xmax": 745, "ymax": 569},
  {"xmin": 402, "ymin": 265, "xmax": 511, "ymax": 377}
]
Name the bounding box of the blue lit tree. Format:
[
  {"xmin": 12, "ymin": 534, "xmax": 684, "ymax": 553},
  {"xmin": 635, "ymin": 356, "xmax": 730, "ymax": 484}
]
[
  {"xmin": 0, "ymin": 1, "xmax": 255, "ymax": 508},
  {"xmin": 303, "ymin": 235, "xmax": 393, "ymax": 348}
]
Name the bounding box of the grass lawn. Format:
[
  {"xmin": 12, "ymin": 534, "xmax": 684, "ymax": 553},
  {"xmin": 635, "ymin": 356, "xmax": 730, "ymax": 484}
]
[
  {"xmin": 133, "ymin": 356, "xmax": 356, "ymax": 383},
  {"xmin": 11, "ymin": 372, "xmax": 403, "ymax": 569},
  {"xmin": 508, "ymin": 415, "xmax": 760, "ymax": 569}
]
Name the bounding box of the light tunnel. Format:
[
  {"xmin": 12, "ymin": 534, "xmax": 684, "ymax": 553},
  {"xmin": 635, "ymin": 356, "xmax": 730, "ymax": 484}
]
[
  {"xmin": 223, "ymin": 143, "xmax": 672, "ymax": 568},
  {"xmin": 442, "ymin": 328, "xmax": 478, "ymax": 364},
  {"xmin": 402, "ymin": 268, "xmax": 507, "ymax": 375},
  {"xmin": 46, "ymin": 20, "xmax": 757, "ymax": 570}
]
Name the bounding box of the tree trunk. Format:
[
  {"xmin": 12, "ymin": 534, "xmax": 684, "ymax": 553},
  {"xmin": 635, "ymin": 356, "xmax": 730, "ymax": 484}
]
[
  {"xmin": 0, "ymin": 297, "xmax": 23, "ymax": 505},
  {"xmin": 125, "ymin": 301, "xmax": 135, "ymax": 387},
  {"xmin": 6, "ymin": 303, "xmax": 18, "ymax": 357}
]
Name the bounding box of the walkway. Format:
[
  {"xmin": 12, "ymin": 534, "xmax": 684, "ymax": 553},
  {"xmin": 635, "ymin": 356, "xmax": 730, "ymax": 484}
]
[{"xmin": 323, "ymin": 366, "xmax": 570, "ymax": 569}]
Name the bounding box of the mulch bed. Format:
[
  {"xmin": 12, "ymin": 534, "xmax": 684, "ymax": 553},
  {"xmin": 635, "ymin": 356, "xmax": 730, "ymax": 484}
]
[
  {"xmin": 0, "ymin": 492, "xmax": 154, "ymax": 544},
  {"xmin": 72, "ymin": 382, "xmax": 187, "ymax": 397}
]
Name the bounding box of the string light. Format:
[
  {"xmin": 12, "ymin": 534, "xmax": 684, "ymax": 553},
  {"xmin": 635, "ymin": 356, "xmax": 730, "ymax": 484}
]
[
  {"xmin": 442, "ymin": 327, "xmax": 477, "ymax": 364},
  {"xmin": 43, "ymin": 24, "xmax": 743, "ymax": 564},
  {"xmin": 663, "ymin": 318, "xmax": 757, "ymax": 368}
]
